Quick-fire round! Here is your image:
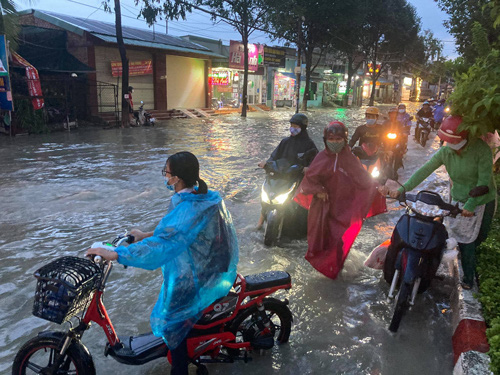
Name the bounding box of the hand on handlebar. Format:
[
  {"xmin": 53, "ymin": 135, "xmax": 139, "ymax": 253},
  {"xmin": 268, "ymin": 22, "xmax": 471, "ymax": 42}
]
[
  {"xmin": 316, "ymin": 192, "xmax": 328, "ymax": 201},
  {"xmin": 258, "ymin": 161, "xmax": 266, "ymax": 169},
  {"xmin": 128, "ymin": 228, "xmax": 146, "ymax": 242},
  {"xmin": 461, "ymin": 209, "xmax": 474, "ymax": 217},
  {"xmin": 86, "ymin": 247, "xmax": 118, "ymax": 261}
]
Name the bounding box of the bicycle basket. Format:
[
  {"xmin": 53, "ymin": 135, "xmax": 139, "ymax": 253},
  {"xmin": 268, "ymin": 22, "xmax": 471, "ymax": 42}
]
[{"xmin": 32, "ymin": 256, "xmax": 102, "ymax": 324}]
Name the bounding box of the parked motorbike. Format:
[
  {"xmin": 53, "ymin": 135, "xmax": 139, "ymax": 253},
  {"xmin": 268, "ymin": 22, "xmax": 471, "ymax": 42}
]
[
  {"xmin": 414, "ymin": 117, "xmax": 433, "ymax": 147},
  {"xmin": 12, "ymin": 234, "xmax": 293, "ymax": 375},
  {"xmin": 352, "ymin": 142, "xmax": 387, "ymax": 184},
  {"xmin": 261, "ymin": 152, "xmax": 314, "ymax": 246},
  {"xmin": 382, "ymin": 190, "xmax": 463, "ymax": 332},
  {"xmin": 134, "ymin": 101, "xmax": 156, "ymax": 126}
]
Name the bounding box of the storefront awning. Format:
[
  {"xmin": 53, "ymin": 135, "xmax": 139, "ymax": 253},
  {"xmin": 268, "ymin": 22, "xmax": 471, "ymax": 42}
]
[{"xmin": 276, "ymin": 71, "xmax": 296, "ymax": 79}]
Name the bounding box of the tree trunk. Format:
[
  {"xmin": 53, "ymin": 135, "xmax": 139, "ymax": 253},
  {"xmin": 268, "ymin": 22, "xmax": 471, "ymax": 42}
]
[
  {"xmin": 115, "ymin": 0, "xmax": 129, "ymax": 128},
  {"xmin": 369, "ymin": 73, "xmax": 377, "ymax": 106},
  {"xmin": 241, "ymin": 10, "xmax": 249, "ymax": 118},
  {"xmin": 301, "ymin": 48, "xmax": 313, "ymax": 112},
  {"xmin": 295, "ymin": 19, "xmax": 302, "ymax": 113},
  {"xmin": 344, "ymin": 57, "xmax": 354, "ymax": 107}
]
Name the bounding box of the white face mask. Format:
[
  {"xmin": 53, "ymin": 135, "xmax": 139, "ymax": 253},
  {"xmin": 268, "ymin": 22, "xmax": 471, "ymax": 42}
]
[
  {"xmin": 446, "ymin": 139, "xmax": 467, "ymax": 150},
  {"xmin": 398, "ymin": 109, "xmax": 405, "ymax": 113},
  {"xmin": 366, "ymin": 119, "xmax": 376, "ymax": 126}
]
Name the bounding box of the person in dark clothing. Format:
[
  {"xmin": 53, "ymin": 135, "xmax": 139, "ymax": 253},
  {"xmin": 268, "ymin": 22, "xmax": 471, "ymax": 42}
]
[
  {"xmin": 349, "ymin": 106, "xmax": 386, "ymax": 155},
  {"xmin": 416, "ymin": 101, "xmax": 433, "ymax": 121},
  {"xmin": 256, "ymin": 113, "xmax": 318, "ymax": 228}
]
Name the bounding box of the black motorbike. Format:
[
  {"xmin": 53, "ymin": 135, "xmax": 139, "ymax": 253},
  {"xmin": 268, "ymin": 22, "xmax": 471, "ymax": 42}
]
[
  {"xmin": 384, "ymin": 129, "xmax": 407, "ymax": 181},
  {"xmin": 261, "ymin": 157, "xmax": 310, "ymax": 246},
  {"xmin": 383, "ymin": 186, "xmax": 489, "ymax": 332},
  {"xmin": 414, "ymin": 117, "xmax": 433, "ymax": 147},
  {"xmin": 383, "ymin": 190, "xmax": 461, "ymax": 332}
]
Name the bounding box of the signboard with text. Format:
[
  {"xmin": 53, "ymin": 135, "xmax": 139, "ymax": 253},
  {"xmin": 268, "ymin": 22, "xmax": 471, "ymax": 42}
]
[
  {"xmin": 111, "ymin": 60, "xmax": 153, "ymax": 77},
  {"xmin": 209, "ymin": 70, "xmax": 230, "ymax": 85},
  {"xmin": 0, "ymin": 35, "xmax": 13, "ymax": 111},
  {"xmin": 229, "ymin": 41, "xmax": 260, "ymax": 72},
  {"xmin": 263, "ymin": 46, "xmax": 286, "ymax": 67}
]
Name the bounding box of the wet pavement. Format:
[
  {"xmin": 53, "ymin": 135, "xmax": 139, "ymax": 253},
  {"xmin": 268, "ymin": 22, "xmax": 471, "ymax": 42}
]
[{"xmin": 0, "ymin": 104, "xmax": 455, "ymax": 374}]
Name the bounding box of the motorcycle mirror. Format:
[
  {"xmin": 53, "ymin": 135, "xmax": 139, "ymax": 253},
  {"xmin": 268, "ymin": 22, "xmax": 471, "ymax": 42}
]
[{"xmin": 469, "ymin": 185, "xmax": 489, "ymax": 198}]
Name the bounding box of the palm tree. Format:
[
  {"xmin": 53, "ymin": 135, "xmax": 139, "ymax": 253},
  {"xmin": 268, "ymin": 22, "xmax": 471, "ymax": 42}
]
[{"xmin": 0, "ymin": 0, "xmax": 19, "ymax": 50}]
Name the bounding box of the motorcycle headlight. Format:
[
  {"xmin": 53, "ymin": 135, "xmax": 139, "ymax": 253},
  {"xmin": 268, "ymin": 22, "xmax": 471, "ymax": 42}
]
[
  {"xmin": 273, "ymin": 183, "xmax": 297, "ymax": 205},
  {"xmin": 371, "ymin": 167, "xmax": 380, "ymax": 178},
  {"xmin": 387, "ymin": 133, "xmax": 397, "ymax": 140},
  {"xmin": 261, "ymin": 186, "xmax": 270, "ymax": 204},
  {"xmin": 445, "ymin": 107, "xmax": 450, "ymax": 113}
]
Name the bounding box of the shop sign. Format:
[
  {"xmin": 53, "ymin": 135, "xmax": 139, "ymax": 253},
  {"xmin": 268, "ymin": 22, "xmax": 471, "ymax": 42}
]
[
  {"xmin": 229, "ymin": 41, "xmax": 261, "ymax": 72},
  {"xmin": 338, "ymin": 81, "xmax": 347, "ymax": 94},
  {"xmin": 263, "ymin": 46, "xmax": 286, "ymax": 67},
  {"xmin": 0, "ymin": 35, "xmax": 13, "ymax": 111},
  {"xmin": 111, "ymin": 60, "xmax": 153, "ymax": 77},
  {"xmin": 209, "ymin": 71, "xmax": 230, "ymax": 86}
]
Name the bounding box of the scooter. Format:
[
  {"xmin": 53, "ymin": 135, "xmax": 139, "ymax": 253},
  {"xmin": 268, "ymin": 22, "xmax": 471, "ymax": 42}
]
[
  {"xmin": 12, "ymin": 234, "xmax": 293, "ymax": 375},
  {"xmin": 261, "ymin": 153, "xmax": 314, "ymax": 246},
  {"xmin": 414, "ymin": 117, "xmax": 433, "ymax": 147},
  {"xmin": 383, "ymin": 190, "xmax": 462, "ymax": 333},
  {"xmin": 134, "ymin": 101, "xmax": 156, "ymax": 126},
  {"xmin": 352, "ymin": 142, "xmax": 387, "ymax": 184}
]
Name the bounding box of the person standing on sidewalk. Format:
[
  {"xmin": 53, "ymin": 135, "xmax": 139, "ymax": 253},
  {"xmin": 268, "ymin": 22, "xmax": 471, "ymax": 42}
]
[{"xmin": 385, "ymin": 116, "xmax": 496, "ymax": 289}]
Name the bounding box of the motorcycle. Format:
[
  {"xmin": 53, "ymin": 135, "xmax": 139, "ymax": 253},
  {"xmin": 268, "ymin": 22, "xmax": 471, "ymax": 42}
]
[
  {"xmin": 384, "ymin": 130, "xmax": 406, "ymax": 181},
  {"xmin": 352, "ymin": 142, "xmax": 387, "ymax": 184},
  {"xmin": 134, "ymin": 101, "xmax": 156, "ymax": 126},
  {"xmin": 12, "ymin": 234, "xmax": 293, "ymax": 375},
  {"xmin": 261, "ymin": 152, "xmax": 314, "ymax": 246},
  {"xmin": 414, "ymin": 117, "xmax": 433, "ymax": 147},
  {"xmin": 382, "ymin": 190, "xmax": 462, "ymax": 333}
]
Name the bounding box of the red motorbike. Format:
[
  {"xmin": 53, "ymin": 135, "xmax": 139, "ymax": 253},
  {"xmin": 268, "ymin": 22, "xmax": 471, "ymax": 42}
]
[{"xmin": 12, "ymin": 235, "xmax": 293, "ymax": 375}]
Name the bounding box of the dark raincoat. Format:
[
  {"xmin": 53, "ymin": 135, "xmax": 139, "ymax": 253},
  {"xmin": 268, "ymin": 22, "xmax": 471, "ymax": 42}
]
[
  {"xmin": 294, "ymin": 146, "xmax": 387, "ymax": 279},
  {"xmin": 268, "ymin": 130, "xmax": 318, "ymax": 167}
]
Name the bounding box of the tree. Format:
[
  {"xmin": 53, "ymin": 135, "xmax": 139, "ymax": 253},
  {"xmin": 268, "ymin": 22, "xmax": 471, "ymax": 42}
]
[
  {"xmin": 137, "ymin": 0, "xmax": 268, "ymax": 118},
  {"xmin": 265, "ymin": 0, "xmax": 338, "ymax": 111},
  {"xmin": 104, "ymin": 0, "xmax": 130, "ymax": 127},
  {"xmin": 436, "ymin": 0, "xmax": 500, "ymax": 65},
  {"xmin": 361, "ymin": 0, "xmax": 421, "ymax": 106},
  {"xmin": 0, "ymin": 0, "xmax": 20, "ymax": 50}
]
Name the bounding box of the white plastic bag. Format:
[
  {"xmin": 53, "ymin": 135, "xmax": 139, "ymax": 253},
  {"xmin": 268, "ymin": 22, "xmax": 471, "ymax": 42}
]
[{"xmin": 364, "ymin": 239, "xmax": 391, "ymax": 269}]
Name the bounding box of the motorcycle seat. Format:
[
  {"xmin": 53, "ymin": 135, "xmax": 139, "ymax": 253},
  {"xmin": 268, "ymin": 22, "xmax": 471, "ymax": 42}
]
[{"xmin": 244, "ymin": 271, "xmax": 291, "ymax": 291}]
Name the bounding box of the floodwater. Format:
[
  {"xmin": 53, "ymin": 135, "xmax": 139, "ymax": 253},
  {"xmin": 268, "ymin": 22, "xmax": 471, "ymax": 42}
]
[{"xmin": 0, "ymin": 104, "xmax": 454, "ymax": 374}]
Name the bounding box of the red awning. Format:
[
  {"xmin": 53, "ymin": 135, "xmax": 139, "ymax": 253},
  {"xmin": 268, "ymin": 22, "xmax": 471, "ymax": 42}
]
[{"xmin": 11, "ymin": 51, "xmax": 44, "ymax": 110}]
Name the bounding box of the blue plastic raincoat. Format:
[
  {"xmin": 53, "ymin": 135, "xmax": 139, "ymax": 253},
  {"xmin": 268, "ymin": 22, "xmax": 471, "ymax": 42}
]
[{"xmin": 114, "ymin": 190, "xmax": 239, "ymax": 349}]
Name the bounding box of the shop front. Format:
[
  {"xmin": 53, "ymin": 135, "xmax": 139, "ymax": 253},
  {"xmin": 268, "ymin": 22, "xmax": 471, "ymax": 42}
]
[
  {"xmin": 273, "ymin": 71, "xmax": 295, "ymax": 107},
  {"xmin": 209, "ymin": 67, "xmax": 240, "ymax": 109}
]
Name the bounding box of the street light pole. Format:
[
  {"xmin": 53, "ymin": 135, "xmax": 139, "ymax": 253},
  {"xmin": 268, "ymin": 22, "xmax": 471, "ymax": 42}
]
[{"xmin": 295, "ymin": 18, "xmax": 302, "ymax": 114}]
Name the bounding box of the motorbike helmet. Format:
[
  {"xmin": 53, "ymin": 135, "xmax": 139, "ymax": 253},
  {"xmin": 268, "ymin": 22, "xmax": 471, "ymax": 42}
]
[
  {"xmin": 290, "ymin": 113, "xmax": 309, "ymax": 129},
  {"xmin": 324, "ymin": 121, "xmax": 348, "ymax": 141},
  {"xmin": 128, "ymin": 86, "xmax": 134, "ymax": 92},
  {"xmin": 397, "ymin": 103, "xmax": 406, "ymax": 108},
  {"xmin": 437, "ymin": 115, "xmax": 468, "ymax": 144},
  {"xmin": 365, "ymin": 107, "xmax": 379, "ymax": 116}
]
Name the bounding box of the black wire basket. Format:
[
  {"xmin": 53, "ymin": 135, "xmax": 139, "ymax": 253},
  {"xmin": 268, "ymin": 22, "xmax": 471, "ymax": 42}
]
[{"xmin": 32, "ymin": 256, "xmax": 102, "ymax": 324}]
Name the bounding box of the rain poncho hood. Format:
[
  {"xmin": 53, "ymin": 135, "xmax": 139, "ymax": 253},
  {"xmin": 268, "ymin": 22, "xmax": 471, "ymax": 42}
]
[
  {"xmin": 114, "ymin": 190, "xmax": 238, "ymax": 349},
  {"xmin": 294, "ymin": 147, "xmax": 386, "ymax": 279}
]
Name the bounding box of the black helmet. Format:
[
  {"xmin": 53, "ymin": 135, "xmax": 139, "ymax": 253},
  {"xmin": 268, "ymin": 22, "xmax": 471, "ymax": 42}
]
[
  {"xmin": 324, "ymin": 121, "xmax": 348, "ymax": 141},
  {"xmin": 290, "ymin": 113, "xmax": 309, "ymax": 129},
  {"xmin": 128, "ymin": 86, "xmax": 134, "ymax": 92}
]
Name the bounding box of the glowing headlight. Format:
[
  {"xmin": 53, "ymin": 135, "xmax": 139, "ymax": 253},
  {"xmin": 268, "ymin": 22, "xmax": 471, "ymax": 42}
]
[
  {"xmin": 371, "ymin": 167, "xmax": 380, "ymax": 178},
  {"xmin": 273, "ymin": 183, "xmax": 297, "ymax": 205},
  {"xmin": 445, "ymin": 107, "xmax": 450, "ymax": 113},
  {"xmin": 387, "ymin": 133, "xmax": 397, "ymax": 140},
  {"xmin": 261, "ymin": 186, "xmax": 270, "ymax": 204}
]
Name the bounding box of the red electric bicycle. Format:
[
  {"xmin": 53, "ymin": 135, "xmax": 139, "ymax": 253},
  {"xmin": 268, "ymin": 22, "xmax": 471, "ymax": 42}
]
[{"xmin": 12, "ymin": 235, "xmax": 293, "ymax": 375}]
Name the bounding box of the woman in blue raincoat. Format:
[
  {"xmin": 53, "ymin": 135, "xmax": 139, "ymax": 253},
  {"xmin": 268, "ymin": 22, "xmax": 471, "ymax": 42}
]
[{"xmin": 87, "ymin": 151, "xmax": 239, "ymax": 375}]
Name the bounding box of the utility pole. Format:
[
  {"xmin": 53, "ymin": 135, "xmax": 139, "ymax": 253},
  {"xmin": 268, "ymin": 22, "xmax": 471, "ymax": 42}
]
[{"xmin": 295, "ymin": 18, "xmax": 302, "ymax": 114}]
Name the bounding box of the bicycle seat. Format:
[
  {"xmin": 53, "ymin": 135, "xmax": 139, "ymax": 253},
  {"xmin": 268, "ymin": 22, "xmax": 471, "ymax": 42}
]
[{"xmin": 244, "ymin": 271, "xmax": 291, "ymax": 292}]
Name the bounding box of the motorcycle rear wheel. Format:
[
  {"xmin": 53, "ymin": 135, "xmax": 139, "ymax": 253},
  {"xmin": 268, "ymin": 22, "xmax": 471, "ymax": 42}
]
[
  {"xmin": 389, "ymin": 282, "xmax": 412, "ymax": 333},
  {"xmin": 12, "ymin": 336, "xmax": 94, "ymax": 375},
  {"xmin": 420, "ymin": 131, "xmax": 428, "ymax": 147},
  {"xmin": 227, "ymin": 298, "xmax": 292, "ymax": 357}
]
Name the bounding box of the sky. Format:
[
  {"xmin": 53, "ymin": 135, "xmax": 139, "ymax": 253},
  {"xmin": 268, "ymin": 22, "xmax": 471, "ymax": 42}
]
[{"xmin": 14, "ymin": 0, "xmax": 458, "ymax": 59}]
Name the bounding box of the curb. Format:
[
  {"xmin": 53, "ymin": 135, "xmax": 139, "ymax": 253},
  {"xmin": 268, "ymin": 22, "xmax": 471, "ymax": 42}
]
[{"xmin": 449, "ymin": 257, "xmax": 492, "ymax": 374}]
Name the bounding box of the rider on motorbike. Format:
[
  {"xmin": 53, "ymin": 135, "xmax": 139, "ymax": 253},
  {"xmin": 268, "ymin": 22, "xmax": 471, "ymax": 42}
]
[
  {"xmin": 433, "ymin": 99, "xmax": 446, "ymax": 126},
  {"xmin": 397, "ymin": 103, "xmax": 412, "ymax": 130},
  {"xmin": 87, "ymin": 151, "xmax": 239, "ymax": 375},
  {"xmin": 256, "ymin": 113, "xmax": 318, "ymax": 229},
  {"xmin": 416, "ymin": 101, "xmax": 434, "ymax": 123},
  {"xmin": 349, "ymin": 106, "xmax": 386, "ymax": 158}
]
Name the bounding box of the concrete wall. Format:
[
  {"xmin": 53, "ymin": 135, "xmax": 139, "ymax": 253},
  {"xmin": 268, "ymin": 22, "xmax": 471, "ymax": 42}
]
[{"xmin": 95, "ymin": 46, "xmax": 154, "ymax": 111}]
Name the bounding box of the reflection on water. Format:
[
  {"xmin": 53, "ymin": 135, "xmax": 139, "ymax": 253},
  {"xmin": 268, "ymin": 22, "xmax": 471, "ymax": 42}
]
[{"xmin": 0, "ymin": 106, "xmax": 453, "ymax": 374}]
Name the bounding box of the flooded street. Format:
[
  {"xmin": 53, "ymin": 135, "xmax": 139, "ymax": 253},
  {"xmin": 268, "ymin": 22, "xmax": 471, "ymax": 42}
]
[{"xmin": 0, "ymin": 104, "xmax": 454, "ymax": 374}]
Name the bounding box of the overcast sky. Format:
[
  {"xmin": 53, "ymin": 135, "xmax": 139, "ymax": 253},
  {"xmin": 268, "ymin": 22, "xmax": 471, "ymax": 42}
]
[{"xmin": 15, "ymin": 0, "xmax": 458, "ymax": 59}]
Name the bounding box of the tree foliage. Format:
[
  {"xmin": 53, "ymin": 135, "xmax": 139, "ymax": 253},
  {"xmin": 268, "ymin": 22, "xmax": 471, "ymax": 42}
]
[{"xmin": 0, "ymin": 0, "xmax": 20, "ymax": 50}]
